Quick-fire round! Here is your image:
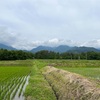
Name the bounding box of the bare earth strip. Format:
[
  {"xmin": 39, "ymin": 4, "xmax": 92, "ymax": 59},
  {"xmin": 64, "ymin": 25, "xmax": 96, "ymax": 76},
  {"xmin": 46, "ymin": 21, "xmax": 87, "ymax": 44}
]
[{"xmin": 43, "ymin": 66, "xmax": 100, "ymax": 100}]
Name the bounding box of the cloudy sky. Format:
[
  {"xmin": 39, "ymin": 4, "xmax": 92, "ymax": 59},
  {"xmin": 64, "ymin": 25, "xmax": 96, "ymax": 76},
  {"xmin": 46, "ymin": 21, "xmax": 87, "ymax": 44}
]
[{"xmin": 0, "ymin": 0, "xmax": 100, "ymax": 50}]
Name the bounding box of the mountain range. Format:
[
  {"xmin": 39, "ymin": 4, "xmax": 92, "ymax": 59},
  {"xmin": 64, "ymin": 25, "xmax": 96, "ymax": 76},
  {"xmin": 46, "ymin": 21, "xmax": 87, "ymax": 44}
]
[
  {"xmin": 30, "ymin": 45, "xmax": 72, "ymax": 53},
  {"xmin": 31, "ymin": 45, "xmax": 100, "ymax": 53},
  {"xmin": 0, "ymin": 43, "xmax": 100, "ymax": 53}
]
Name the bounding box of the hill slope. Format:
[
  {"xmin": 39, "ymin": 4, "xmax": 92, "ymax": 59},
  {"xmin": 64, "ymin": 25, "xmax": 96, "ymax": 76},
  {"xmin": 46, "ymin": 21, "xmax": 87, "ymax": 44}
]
[
  {"xmin": 31, "ymin": 45, "xmax": 100, "ymax": 53},
  {"xmin": 0, "ymin": 43, "xmax": 16, "ymax": 50},
  {"xmin": 68, "ymin": 46, "xmax": 100, "ymax": 53}
]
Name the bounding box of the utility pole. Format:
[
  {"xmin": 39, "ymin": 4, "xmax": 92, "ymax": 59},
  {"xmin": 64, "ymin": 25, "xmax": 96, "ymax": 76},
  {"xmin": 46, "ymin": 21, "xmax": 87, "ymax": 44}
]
[
  {"xmin": 86, "ymin": 53, "xmax": 87, "ymax": 60},
  {"xmin": 78, "ymin": 55, "xmax": 80, "ymax": 60}
]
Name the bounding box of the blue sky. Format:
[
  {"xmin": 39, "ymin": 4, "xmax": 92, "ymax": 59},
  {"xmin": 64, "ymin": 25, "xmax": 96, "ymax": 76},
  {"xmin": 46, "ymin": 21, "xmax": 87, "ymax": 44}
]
[{"xmin": 0, "ymin": 0, "xmax": 100, "ymax": 50}]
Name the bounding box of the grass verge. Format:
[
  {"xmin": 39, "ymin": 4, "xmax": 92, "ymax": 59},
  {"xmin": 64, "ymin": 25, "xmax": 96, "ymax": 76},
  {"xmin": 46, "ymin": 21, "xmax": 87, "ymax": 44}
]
[{"xmin": 24, "ymin": 60, "xmax": 56, "ymax": 100}]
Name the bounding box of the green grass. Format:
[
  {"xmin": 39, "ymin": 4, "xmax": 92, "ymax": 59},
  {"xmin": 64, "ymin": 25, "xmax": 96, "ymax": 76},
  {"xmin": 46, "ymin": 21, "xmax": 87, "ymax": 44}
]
[
  {"xmin": 41, "ymin": 59, "xmax": 100, "ymax": 68},
  {"xmin": 24, "ymin": 60, "xmax": 56, "ymax": 100},
  {"xmin": 57, "ymin": 67, "xmax": 100, "ymax": 78},
  {"xmin": 0, "ymin": 60, "xmax": 32, "ymax": 67}
]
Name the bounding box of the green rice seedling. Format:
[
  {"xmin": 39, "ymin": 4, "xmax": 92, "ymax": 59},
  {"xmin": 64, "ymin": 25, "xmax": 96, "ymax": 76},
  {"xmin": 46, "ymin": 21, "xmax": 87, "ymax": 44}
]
[
  {"xmin": 11, "ymin": 78, "xmax": 24, "ymax": 99},
  {"xmin": 0, "ymin": 60, "xmax": 32, "ymax": 100},
  {"xmin": 18, "ymin": 76, "xmax": 27, "ymax": 97},
  {"xmin": 11, "ymin": 76, "xmax": 27, "ymax": 99}
]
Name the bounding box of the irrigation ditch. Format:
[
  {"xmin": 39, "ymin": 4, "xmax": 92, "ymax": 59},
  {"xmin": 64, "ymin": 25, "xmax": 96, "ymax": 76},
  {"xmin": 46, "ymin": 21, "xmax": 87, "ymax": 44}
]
[{"xmin": 43, "ymin": 66, "xmax": 100, "ymax": 100}]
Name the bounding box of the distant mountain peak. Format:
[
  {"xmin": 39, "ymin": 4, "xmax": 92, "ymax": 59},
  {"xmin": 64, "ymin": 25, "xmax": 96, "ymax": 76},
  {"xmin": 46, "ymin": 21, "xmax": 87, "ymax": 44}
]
[
  {"xmin": 0, "ymin": 43, "xmax": 16, "ymax": 50},
  {"xmin": 31, "ymin": 45, "xmax": 72, "ymax": 53}
]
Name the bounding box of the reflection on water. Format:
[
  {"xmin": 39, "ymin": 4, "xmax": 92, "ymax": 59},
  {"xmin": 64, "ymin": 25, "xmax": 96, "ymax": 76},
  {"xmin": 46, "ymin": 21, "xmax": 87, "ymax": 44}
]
[
  {"xmin": 0, "ymin": 75, "xmax": 30, "ymax": 100},
  {"xmin": 13, "ymin": 75, "xmax": 30, "ymax": 100}
]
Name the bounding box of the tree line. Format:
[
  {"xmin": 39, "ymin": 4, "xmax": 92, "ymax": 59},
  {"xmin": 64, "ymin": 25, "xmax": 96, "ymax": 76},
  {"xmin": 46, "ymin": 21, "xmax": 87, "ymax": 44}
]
[
  {"xmin": 0, "ymin": 49, "xmax": 34, "ymax": 60},
  {"xmin": 0, "ymin": 49, "xmax": 100, "ymax": 60},
  {"xmin": 34, "ymin": 50, "xmax": 100, "ymax": 60}
]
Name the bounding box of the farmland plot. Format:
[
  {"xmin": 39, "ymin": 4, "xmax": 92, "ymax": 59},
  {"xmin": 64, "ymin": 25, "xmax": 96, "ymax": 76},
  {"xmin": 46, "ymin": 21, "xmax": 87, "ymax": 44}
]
[
  {"xmin": 25, "ymin": 60, "xmax": 100, "ymax": 100},
  {"xmin": 0, "ymin": 60, "xmax": 32, "ymax": 100}
]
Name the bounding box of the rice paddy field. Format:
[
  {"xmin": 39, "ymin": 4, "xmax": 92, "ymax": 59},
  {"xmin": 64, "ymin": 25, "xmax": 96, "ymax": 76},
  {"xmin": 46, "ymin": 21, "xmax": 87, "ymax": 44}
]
[
  {"xmin": 0, "ymin": 60, "xmax": 32, "ymax": 100},
  {"xmin": 0, "ymin": 60, "xmax": 100, "ymax": 100}
]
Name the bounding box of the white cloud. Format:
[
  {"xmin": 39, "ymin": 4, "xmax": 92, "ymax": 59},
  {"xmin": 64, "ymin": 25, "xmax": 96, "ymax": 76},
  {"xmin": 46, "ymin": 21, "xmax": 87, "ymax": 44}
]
[
  {"xmin": 45, "ymin": 39, "xmax": 81, "ymax": 47},
  {"xmin": 48, "ymin": 38, "xmax": 59, "ymax": 44},
  {"xmin": 0, "ymin": 26, "xmax": 18, "ymax": 45},
  {"xmin": 0, "ymin": 0, "xmax": 100, "ymax": 49},
  {"xmin": 11, "ymin": 38, "xmax": 80, "ymax": 50},
  {"xmin": 82, "ymin": 39, "xmax": 100, "ymax": 48}
]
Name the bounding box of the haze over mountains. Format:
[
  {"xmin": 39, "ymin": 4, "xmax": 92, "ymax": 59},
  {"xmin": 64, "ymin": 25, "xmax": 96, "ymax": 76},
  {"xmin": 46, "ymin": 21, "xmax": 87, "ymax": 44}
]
[
  {"xmin": 0, "ymin": 43, "xmax": 100, "ymax": 53},
  {"xmin": 0, "ymin": 43, "xmax": 16, "ymax": 50}
]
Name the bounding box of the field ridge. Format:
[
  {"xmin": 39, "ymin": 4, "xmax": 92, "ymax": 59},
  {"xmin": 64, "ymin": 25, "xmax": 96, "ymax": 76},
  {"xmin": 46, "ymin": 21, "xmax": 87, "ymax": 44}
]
[{"xmin": 43, "ymin": 66, "xmax": 100, "ymax": 100}]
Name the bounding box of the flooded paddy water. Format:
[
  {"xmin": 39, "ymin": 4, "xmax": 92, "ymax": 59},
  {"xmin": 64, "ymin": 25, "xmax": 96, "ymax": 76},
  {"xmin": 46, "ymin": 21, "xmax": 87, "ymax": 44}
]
[
  {"xmin": 0, "ymin": 75, "xmax": 30, "ymax": 100},
  {"xmin": 0, "ymin": 66, "xmax": 31, "ymax": 100},
  {"xmin": 13, "ymin": 75, "xmax": 30, "ymax": 100}
]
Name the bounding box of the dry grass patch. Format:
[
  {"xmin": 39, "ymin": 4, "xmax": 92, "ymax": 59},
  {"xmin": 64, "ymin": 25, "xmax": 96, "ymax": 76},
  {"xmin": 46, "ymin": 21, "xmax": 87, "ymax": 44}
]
[{"xmin": 43, "ymin": 66, "xmax": 100, "ymax": 100}]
